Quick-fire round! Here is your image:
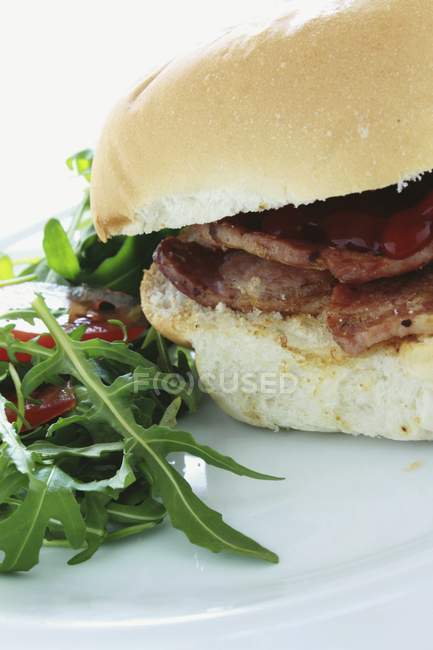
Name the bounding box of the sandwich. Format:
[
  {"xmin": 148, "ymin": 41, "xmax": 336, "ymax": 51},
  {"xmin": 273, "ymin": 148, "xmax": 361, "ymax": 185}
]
[{"xmin": 90, "ymin": 0, "xmax": 433, "ymax": 441}]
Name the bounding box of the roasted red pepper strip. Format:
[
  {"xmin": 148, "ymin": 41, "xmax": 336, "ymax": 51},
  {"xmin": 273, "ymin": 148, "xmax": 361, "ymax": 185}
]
[
  {"xmin": 0, "ymin": 320, "xmax": 146, "ymax": 364},
  {"xmin": 69, "ymin": 318, "xmax": 146, "ymax": 343},
  {"xmin": 6, "ymin": 384, "xmax": 77, "ymax": 430},
  {"xmin": 0, "ymin": 331, "xmax": 55, "ymax": 364}
]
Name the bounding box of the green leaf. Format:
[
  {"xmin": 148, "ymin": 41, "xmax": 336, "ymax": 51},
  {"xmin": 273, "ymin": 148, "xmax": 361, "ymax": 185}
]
[
  {"xmin": 159, "ymin": 397, "xmax": 182, "ymax": 427},
  {"xmin": 79, "ymin": 338, "xmax": 156, "ymax": 372},
  {"xmin": 85, "ymin": 237, "xmax": 138, "ymax": 287},
  {"xmin": 0, "ymin": 396, "xmax": 34, "ymax": 474},
  {"xmin": 132, "ymin": 367, "xmax": 200, "ymax": 413},
  {"xmin": 155, "ymin": 331, "xmax": 172, "ymax": 373},
  {"xmin": 43, "ymin": 218, "xmax": 81, "ymax": 281},
  {"xmin": 46, "ymin": 414, "xmax": 92, "ymax": 439},
  {"xmin": 8, "ymin": 363, "xmax": 27, "ymax": 433},
  {"xmin": 29, "ymin": 440, "xmax": 123, "ymax": 459},
  {"xmin": 135, "ymin": 426, "xmax": 283, "ymax": 481},
  {"xmin": 107, "ymin": 319, "xmax": 128, "ymax": 342},
  {"xmin": 66, "ymin": 149, "xmax": 94, "ymax": 182},
  {"xmin": 20, "ymin": 347, "xmax": 66, "ymax": 396},
  {"xmin": 0, "ymin": 307, "xmax": 67, "ymax": 326},
  {"xmin": 0, "ymin": 255, "xmax": 14, "ymax": 281},
  {"xmin": 0, "ymin": 326, "xmax": 54, "ymax": 364},
  {"xmin": 81, "ymin": 232, "xmax": 169, "ymax": 297},
  {"xmin": 0, "ymin": 362, "xmax": 9, "ymax": 383},
  {"xmin": 106, "ymin": 521, "xmax": 158, "ymax": 542},
  {"xmin": 0, "ymin": 274, "xmax": 38, "ymax": 288},
  {"xmin": 28, "ymin": 456, "xmax": 135, "ymax": 497},
  {"xmin": 145, "ymin": 454, "xmax": 278, "ymax": 563},
  {"xmin": 68, "ymin": 493, "xmax": 108, "ymax": 565},
  {"xmin": 66, "ymin": 191, "xmax": 90, "ymax": 243},
  {"xmin": 30, "ymin": 294, "xmax": 279, "ymax": 563},
  {"xmin": 107, "ymin": 498, "xmax": 166, "ymax": 524},
  {"xmin": 63, "ymin": 455, "xmax": 135, "ymax": 495},
  {"xmin": 0, "ymin": 462, "xmax": 27, "ymax": 503},
  {"xmin": 0, "ymin": 466, "xmax": 86, "ymax": 572}
]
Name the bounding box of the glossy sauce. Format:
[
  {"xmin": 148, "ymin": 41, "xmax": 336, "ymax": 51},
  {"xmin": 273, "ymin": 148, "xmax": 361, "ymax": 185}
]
[{"xmin": 259, "ymin": 175, "xmax": 433, "ymax": 260}]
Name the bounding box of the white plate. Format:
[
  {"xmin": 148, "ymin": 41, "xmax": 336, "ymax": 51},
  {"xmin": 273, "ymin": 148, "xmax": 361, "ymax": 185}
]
[{"xmin": 1, "ymin": 230, "xmax": 433, "ymax": 649}]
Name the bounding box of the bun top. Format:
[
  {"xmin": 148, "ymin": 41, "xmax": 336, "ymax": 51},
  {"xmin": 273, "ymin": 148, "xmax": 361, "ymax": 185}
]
[{"xmin": 91, "ymin": 0, "xmax": 433, "ymax": 241}]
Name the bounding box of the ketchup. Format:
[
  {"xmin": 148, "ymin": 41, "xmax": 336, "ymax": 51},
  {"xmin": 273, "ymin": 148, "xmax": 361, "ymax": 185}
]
[
  {"xmin": 261, "ymin": 206, "xmax": 325, "ymax": 242},
  {"xmin": 381, "ymin": 192, "xmax": 433, "ymax": 259},
  {"xmin": 324, "ymin": 211, "xmax": 385, "ymax": 254},
  {"xmin": 260, "ymin": 177, "xmax": 433, "ymax": 260}
]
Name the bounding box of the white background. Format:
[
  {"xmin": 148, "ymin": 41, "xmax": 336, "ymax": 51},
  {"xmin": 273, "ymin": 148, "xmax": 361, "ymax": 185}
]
[{"xmin": 0, "ymin": 0, "xmax": 288, "ymax": 239}]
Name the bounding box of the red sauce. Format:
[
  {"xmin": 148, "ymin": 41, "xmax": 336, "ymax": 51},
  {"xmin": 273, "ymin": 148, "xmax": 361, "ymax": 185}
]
[
  {"xmin": 381, "ymin": 193, "xmax": 433, "ymax": 259},
  {"xmin": 260, "ymin": 177, "xmax": 433, "ymax": 260},
  {"xmin": 260, "ymin": 206, "xmax": 325, "ymax": 243},
  {"xmin": 323, "ymin": 211, "xmax": 385, "ymax": 254}
]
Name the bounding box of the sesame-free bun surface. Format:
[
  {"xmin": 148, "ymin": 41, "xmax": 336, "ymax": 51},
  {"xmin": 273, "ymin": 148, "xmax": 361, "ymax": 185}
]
[
  {"xmin": 92, "ymin": 0, "xmax": 433, "ymax": 240},
  {"xmin": 141, "ymin": 264, "xmax": 433, "ymax": 441}
]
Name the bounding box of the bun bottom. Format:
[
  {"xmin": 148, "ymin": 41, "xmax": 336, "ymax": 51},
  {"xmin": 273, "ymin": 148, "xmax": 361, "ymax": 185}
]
[{"xmin": 141, "ymin": 264, "xmax": 433, "ymax": 441}]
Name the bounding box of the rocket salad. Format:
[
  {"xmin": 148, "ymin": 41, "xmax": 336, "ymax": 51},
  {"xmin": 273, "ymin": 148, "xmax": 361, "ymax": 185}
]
[{"xmin": 0, "ymin": 150, "xmax": 280, "ymax": 572}]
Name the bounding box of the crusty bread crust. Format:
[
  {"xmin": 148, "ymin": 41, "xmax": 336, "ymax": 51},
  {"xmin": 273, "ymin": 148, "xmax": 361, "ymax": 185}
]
[
  {"xmin": 93, "ymin": 0, "xmax": 433, "ymax": 240},
  {"xmin": 141, "ymin": 264, "xmax": 433, "ymax": 441}
]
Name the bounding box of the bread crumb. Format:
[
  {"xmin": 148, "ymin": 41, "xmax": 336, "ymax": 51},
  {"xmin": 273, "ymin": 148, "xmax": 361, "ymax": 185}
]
[{"xmin": 404, "ymin": 460, "xmax": 423, "ymax": 472}]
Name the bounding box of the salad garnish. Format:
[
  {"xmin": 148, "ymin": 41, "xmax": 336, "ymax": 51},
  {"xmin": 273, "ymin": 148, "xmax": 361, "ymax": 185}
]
[{"xmin": 0, "ymin": 150, "xmax": 281, "ymax": 572}]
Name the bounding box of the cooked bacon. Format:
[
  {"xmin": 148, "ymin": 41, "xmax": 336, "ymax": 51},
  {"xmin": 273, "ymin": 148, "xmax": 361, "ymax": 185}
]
[
  {"xmin": 155, "ymin": 237, "xmax": 335, "ymax": 315},
  {"xmin": 327, "ymin": 266, "xmax": 433, "ymax": 355},
  {"xmin": 209, "ymin": 218, "xmax": 328, "ymax": 271},
  {"xmin": 180, "ymin": 223, "xmax": 217, "ymax": 250},
  {"xmin": 182, "ymin": 220, "xmax": 433, "ymax": 284},
  {"xmin": 181, "ymin": 221, "xmax": 327, "ymax": 271},
  {"xmin": 322, "ymin": 240, "xmax": 433, "ymax": 284},
  {"xmin": 156, "ymin": 235, "xmax": 433, "ymax": 356}
]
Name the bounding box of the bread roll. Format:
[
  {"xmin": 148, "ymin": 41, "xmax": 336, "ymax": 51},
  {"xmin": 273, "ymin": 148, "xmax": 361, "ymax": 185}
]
[{"xmin": 91, "ymin": 0, "xmax": 433, "ymax": 241}]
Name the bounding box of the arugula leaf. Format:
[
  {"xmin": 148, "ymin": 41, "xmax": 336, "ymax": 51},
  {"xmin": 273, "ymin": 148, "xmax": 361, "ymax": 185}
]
[
  {"xmin": 159, "ymin": 397, "xmax": 182, "ymax": 427},
  {"xmin": 145, "ymin": 457, "xmax": 277, "ymax": 563},
  {"xmin": 0, "ymin": 396, "xmax": 34, "ymax": 474},
  {"xmin": 66, "ymin": 149, "xmax": 93, "ymax": 182},
  {"xmin": 0, "ymin": 307, "xmax": 67, "ymax": 325},
  {"xmin": 57, "ymin": 456, "xmax": 135, "ymax": 496},
  {"xmin": 0, "ymin": 466, "xmax": 86, "ymax": 572},
  {"xmin": 107, "ymin": 498, "xmax": 166, "ymax": 524},
  {"xmin": 8, "ymin": 363, "xmax": 27, "ymax": 433},
  {"xmin": 106, "ymin": 521, "xmax": 158, "ymax": 542},
  {"xmin": 29, "ymin": 440, "xmax": 124, "ymax": 459},
  {"xmin": 138, "ymin": 331, "xmax": 202, "ymax": 413},
  {"xmin": 0, "ymin": 274, "xmax": 38, "ymax": 288},
  {"xmin": 78, "ymin": 338, "xmax": 156, "ymax": 373},
  {"xmin": 27, "ymin": 294, "xmax": 279, "ymax": 563},
  {"xmin": 68, "ymin": 493, "xmax": 109, "ymax": 565},
  {"xmin": 128, "ymin": 425, "xmax": 281, "ymax": 481},
  {"xmin": 0, "ymin": 363, "xmax": 9, "ymax": 384},
  {"xmin": 43, "ymin": 219, "xmax": 81, "ymax": 281},
  {"xmin": 0, "ymin": 255, "xmax": 14, "ymax": 281},
  {"xmin": 0, "ymin": 459, "xmax": 27, "ymax": 504},
  {"xmin": 0, "ymin": 326, "xmax": 55, "ymax": 367}
]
